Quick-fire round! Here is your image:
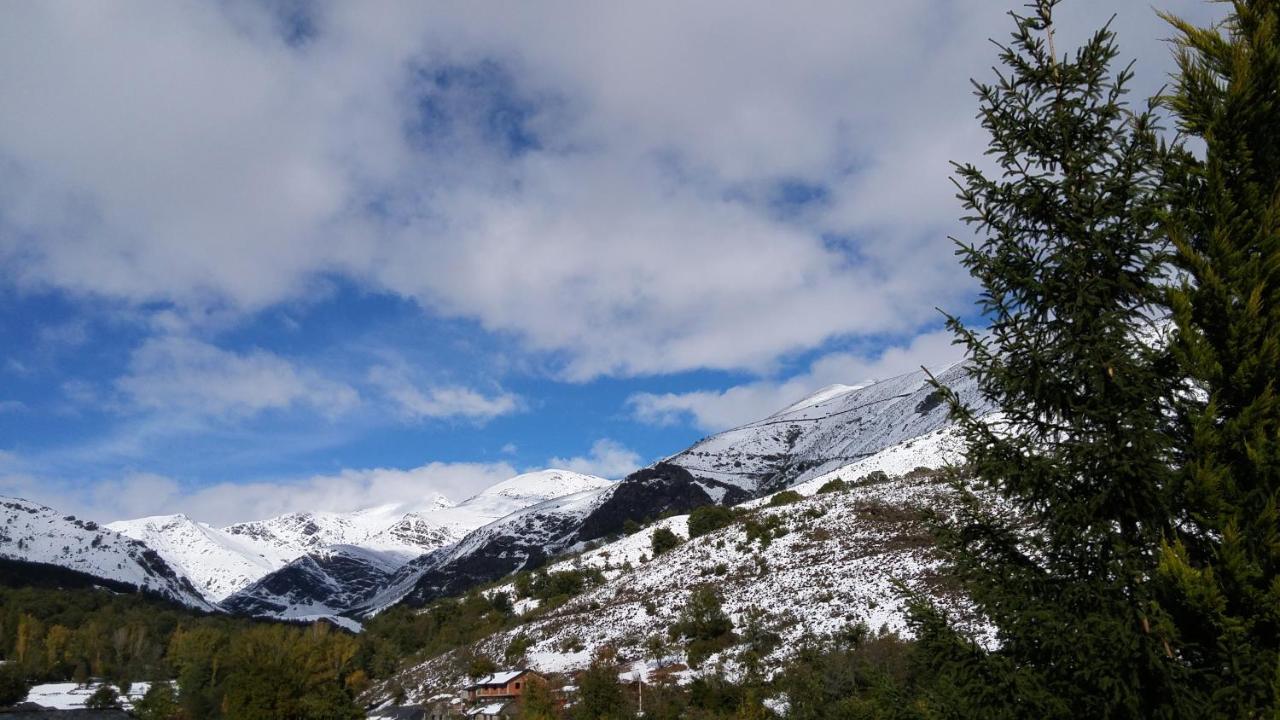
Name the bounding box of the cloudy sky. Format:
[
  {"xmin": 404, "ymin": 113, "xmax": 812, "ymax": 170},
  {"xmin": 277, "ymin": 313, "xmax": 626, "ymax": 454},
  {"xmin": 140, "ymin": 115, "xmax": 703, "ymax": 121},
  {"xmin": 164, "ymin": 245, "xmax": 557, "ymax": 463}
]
[{"xmin": 0, "ymin": 0, "xmax": 1218, "ymax": 524}]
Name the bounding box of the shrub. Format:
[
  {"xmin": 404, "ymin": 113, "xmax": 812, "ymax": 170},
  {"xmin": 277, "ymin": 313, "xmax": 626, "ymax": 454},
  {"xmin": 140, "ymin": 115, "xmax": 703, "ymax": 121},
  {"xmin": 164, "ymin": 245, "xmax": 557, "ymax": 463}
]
[
  {"xmin": 768, "ymin": 490, "xmax": 803, "ymax": 507},
  {"xmin": 505, "ymin": 633, "xmax": 535, "ymax": 665},
  {"xmin": 687, "ymin": 505, "xmax": 735, "ymax": 538},
  {"xmin": 816, "ymin": 477, "xmax": 848, "ymax": 494},
  {"xmin": 132, "ymin": 681, "xmax": 180, "ymax": 720},
  {"xmin": 651, "ymin": 527, "xmax": 681, "ymax": 556},
  {"xmin": 0, "ymin": 664, "xmax": 29, "ymax": 707},
  {"xmin": 84, "ymin": 684, "xmax": 121, "ymax": 710},
  {"xmin": 670, "ymin": 586, "xmax": 735, "ymax": 668}
]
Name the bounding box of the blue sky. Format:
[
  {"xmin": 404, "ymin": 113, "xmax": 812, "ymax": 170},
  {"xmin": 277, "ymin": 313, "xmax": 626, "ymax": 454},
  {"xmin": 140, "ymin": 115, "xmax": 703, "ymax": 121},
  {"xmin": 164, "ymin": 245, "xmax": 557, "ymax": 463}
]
[{"xmin": 0, "ymin": 1, "xmax": 1218, "ymax": 524}]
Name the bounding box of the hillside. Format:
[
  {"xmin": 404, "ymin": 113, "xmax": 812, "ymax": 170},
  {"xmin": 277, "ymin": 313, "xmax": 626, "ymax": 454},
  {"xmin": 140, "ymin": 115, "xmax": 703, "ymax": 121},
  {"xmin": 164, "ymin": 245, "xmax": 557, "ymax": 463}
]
[
  {"xmin": 0, "ymin": 498, "xmax": 214, "ymax": 610},
  {"xmin": 372, "ymin": 424, "xmax": 982, "ymax": 702}
]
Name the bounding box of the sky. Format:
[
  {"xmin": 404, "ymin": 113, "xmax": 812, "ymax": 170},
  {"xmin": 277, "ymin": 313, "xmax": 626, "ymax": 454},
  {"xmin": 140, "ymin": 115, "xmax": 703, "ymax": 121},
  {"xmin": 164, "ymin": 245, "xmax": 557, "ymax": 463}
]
[{"xmin": 0, "ymin": 0, "xmax": 1220, "ymax": 525}]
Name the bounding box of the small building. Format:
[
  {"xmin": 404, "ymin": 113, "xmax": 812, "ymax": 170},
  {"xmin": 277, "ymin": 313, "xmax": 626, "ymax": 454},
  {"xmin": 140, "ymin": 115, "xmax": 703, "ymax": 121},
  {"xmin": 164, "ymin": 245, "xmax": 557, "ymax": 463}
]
[{"xmin": 462, "ymin": 670, "xmax": 542, "ymax": 703}]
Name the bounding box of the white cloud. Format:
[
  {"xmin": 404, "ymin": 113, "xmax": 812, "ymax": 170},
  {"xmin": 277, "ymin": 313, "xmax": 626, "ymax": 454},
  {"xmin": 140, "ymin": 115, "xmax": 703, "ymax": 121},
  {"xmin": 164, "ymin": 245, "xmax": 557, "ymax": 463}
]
[
  {"xmin": 628, "ymin": 330, "xmax": 965, "ymax": 432},
  {"xmin": 0, "ymin": 1, "xmax": 1224, "ymax": 378},
  {"xmin": 368, "ymin": 364, "xmax": 520, "ymax": 422},
  {"xmin": 547, "ymin": 438, "xmax": 642, "ymax": 480},
  {"xmin": 0, "ymin": 400, "xmax": 26, "ymax": 414},
  {"xmin": 116, "ymin": 335, "xmax": 359, "ymax": 419},
  {"xmin": 0, "ymin": 459, "xmax": 520, "ymax": 526}
]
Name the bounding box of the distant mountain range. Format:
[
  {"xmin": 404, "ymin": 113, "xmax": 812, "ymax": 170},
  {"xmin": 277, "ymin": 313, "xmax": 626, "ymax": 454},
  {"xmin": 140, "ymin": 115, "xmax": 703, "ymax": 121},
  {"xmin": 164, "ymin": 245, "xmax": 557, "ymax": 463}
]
[{"xmin": 0, "ymin": 364, "xmax": 984, "ymax": 648}]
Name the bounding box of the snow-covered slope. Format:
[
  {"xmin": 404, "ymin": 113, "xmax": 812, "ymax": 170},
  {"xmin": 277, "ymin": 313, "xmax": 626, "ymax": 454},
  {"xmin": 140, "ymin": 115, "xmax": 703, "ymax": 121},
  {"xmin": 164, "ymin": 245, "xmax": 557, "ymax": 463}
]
[
  {"xmin": 222, "ymin": 496, "xmax": 451, "ymax": 557},
  {"xmin": 106, "ymin": 514, "xmax": 294, "ymax": 602},
  {"xmin": 378, "ymin": 428, "xmax": 980, "ymax": 701},
  {"xmin": 667, "ymin": 363, "xmax": 982, "ymax": 495},
  {"xmin": 363, "ymin": 483, "xmax": 619, "ymax": 614},
  {"xmin": 223, "ymin": 470, "xmax": 616, "ymax": 622},
  {"xmin": 0, "ymin": 497, "xmax": 213, "ymax": 609}
]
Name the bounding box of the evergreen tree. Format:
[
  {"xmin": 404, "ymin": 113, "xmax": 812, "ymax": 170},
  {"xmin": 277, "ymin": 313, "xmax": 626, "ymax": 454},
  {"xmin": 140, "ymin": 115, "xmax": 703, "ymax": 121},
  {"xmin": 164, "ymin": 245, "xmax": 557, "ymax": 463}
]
[
  {"xmin": 574, "ymin": 648, "xmax": 629, "ymax": 720},
  {"xmin": 0, "ymin": 663, "xmax": 29, "ymax": 708},
  {"xmin": 517, "ymin": 676, "xmax": 560, "ymax": 720},
  {"xmin": 1156, "ymin": 0, "xmax": 1280, "ymax": 713},
  {"xmin": 133, "ymin": 681, "xmax": 181, "ymax": 720},
  {"xmin": 669, "ymin": 586, "xmax": 735, "ymax": 668},
  {"xmin": 911, "ymin": 1, "xmax": 1184, "ymax": 717},
  {"xmin": 84, "ymin": 684, "xmax": 121, "ymax": 710}
]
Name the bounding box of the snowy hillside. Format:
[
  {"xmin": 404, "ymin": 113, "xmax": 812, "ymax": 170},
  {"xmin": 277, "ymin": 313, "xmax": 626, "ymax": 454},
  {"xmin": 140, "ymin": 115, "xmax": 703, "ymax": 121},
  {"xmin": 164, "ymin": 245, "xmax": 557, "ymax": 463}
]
[
  {"xmin": 106, "ymin": 513, "xmax": 294, "ymax": 602},
  {"xmin": 222, "ymin": 470, "xmax": 616, "ymax": 622},
  {"xmin": 0, "ymin": 497, "xmax": 213, "ymax": 609},
  {"xmin": 379, "ymin": 426, "xmax": 979, "ymax": 700},
  {"xmin": 667, "ymin": 363, "xmax": 982, "ymax": 494}
]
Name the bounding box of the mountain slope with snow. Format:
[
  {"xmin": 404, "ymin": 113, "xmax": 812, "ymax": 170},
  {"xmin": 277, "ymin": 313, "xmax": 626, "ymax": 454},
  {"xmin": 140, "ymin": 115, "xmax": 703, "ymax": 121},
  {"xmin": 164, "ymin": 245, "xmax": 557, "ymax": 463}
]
[
  {"xmin": 667, "ymin": 363, "xmax": 982, "ymax": 495},
  {"xmin": 222, "ymin": 470, "xmax": 616, "ymax": 621},
  {"xmin": 106, "ymin": 514, "xmax": 293, "ymax": 602},
  {"xmin": 376, "ymin": 426, "xmax": 981, "ymax": 701},
  {"xmin": 0, "ymin": 497, "xmax": 214, "ymax": 610}
]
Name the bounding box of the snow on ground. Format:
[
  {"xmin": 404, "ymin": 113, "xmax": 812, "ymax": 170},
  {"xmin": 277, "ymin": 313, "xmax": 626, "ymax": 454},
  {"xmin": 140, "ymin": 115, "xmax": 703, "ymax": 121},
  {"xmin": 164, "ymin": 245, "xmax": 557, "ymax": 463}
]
[
  {"xmin": 0, "ymin": 498, "xmax": 212, "ymax": 609},
  {"xmin": 391, "ymin": 462, "xmax": 972, "ymax": 700},
  {"xmin": 24, "ymin": 681, "xmax": 154, "ymax": 710}
]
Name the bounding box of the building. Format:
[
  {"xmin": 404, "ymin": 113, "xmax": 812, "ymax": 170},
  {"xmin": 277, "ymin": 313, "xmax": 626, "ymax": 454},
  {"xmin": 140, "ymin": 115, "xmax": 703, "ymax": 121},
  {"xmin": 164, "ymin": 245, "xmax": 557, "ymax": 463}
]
[{"xmin": 462, "ymin": 670, "xmax": 541, "ymax": 703}]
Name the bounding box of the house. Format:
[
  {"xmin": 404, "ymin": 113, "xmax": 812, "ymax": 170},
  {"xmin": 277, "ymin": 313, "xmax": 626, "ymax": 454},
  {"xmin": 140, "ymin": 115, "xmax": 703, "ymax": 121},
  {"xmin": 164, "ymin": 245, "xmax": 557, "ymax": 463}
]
[{"xmin": 462, "ymin": 670, "xmax": 542, "ymax": 702}]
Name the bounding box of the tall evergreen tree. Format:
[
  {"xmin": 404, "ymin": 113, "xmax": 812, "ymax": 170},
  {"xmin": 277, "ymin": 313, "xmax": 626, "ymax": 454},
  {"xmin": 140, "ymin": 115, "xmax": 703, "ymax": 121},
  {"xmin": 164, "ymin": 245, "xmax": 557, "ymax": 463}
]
[
  {"xmin": 1156, "ymin": 0, "xmax": 1280, "ymax": 713},
  {"xmin": 910, "ymin": 1, "xmax": 1184, "ymax": 717}
]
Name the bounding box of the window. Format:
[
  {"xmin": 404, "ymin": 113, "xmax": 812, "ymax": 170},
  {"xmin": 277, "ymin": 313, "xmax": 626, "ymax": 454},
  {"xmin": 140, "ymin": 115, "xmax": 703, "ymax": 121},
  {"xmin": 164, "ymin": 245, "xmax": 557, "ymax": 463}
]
[{"xmin": 515, "ymin": 683, "xmax": 521, "ymax": 689}]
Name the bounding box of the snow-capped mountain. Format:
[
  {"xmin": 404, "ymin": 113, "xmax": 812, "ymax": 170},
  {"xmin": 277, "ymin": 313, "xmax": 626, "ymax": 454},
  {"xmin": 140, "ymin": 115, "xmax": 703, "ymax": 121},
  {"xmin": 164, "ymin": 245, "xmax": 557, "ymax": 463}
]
[
  {"xmin": 354, "ymin": 367, "xmax": 984, "ymax": 617},
  {"xmin": 377, "ymin": 424, "xmax": 981, "ymax": 700},
  {"xmin": 222, "ymin": 496, "xmax": 452, "ymax": 556},
  {"xmin": 0, "ymin": 497, "xmax": 213, "ymax": 610},
  {"xmin": 220, "ymin": 470, "xmax": 615, "ymax": 620},
  {"xmin": 3, "ymin": 366, "xmax": 985, "ymax": 640},
  {"xmin": 220, "ymin": 545, "xmax": 404, "ymax": 630},
  {"xmin": 106, "ymin": 513, "xmax": 293, "ymax": 602},
  {"xmin": 666, "ymin": 363, "xmax": 982, "ymax": 495}
]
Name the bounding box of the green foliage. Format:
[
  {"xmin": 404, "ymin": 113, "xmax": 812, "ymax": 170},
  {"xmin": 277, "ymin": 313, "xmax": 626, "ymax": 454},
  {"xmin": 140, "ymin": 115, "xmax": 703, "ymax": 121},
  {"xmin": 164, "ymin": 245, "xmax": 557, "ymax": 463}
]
[
  {"xmin": 740, "ymin": 515, "xmax": 786, "ymax": 550},
  {"xmin": 465, "ymin": 652, "xmax": 499, "ymax": 680},
  {"xmin": 505, "ymin": 632, "xmax": 535, "ymax": 665},
  {"xmin": 514, "ymin": 569, "xmax": 607, "ymax": 604},
  {"xmin": 778, "ymin": 624, "xmax": 926, "ymax": 720},
  {"xmin": 218, "ymin": 624, "xmax": 362, "ymax": 720},
  {"xmin": 622, "ymin": 518, "xmax": 642, "ymax": 536},
  {"xmin": 359, "ymin": 590, "xmax": 516, "ymax": 673},
  {"xmin": 0, "ymin": 585, "xmax": 367, "ymax": 720},
  {"xmin": 687, "ymin": 505, "xmax": 736, "ymax": 539},
  {"xmin": 669, "ymin": 586, "xmax": 735, "ymax": 668},
  {"xmin": 574, "ymin": 649, "xmax": 630, "ymax": 720},
  {"xmin": 853, "ymin": 471, "xmax": 889, "ymax": 486},
  {"xmin": 518, "ymin": 675, "xmax": 560, "ymax": 720},
  {"xmin": 650, "ymin": 528, "xmax": 681, "ymax": 556},
  {"xmin": 767, "ymin": 491, "xmax": 803, "ymax": 507},
  {"xmin": 133, "ymin": 681, "xmax": 181, "ymax": 720},
  {"xmin": 1155, "ymin": 1, "xmax": 1280, "ymax": 713},
  {"xmin": 0, "ymin": 663, "xmax": 29, "ymax": 707},
  {"xmin": 910, "ymin": 1, "xmax": 1196, "ymax": 718},
  {"xmin": 84, "ymin": 684, "xmax": 121, "ymax": 710},
  {"xmin": 815, "ymin": 478, "xmax": 848, "ymax": 494}
]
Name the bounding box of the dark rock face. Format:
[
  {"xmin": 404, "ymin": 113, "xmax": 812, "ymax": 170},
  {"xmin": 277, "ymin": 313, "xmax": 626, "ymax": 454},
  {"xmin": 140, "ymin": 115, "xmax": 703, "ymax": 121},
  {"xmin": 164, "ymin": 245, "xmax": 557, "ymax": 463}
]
[
  {"xmin": 0, "ymin": 557, "xmax": 140, "ymax": 595},
  {"xmin": 392, "ymin": 464, "xmax": 752, "ymax": 610},
  {"xmin": 575, "ymin": 463, "xmax": 747, "ymax": 543},
  {"xmin": 399, "ymin": 511, "xmax": 585, "ymax": 607},
  {"xmin": 221, "ymin": 550, "xmax": 394, "ymax": 617}
]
